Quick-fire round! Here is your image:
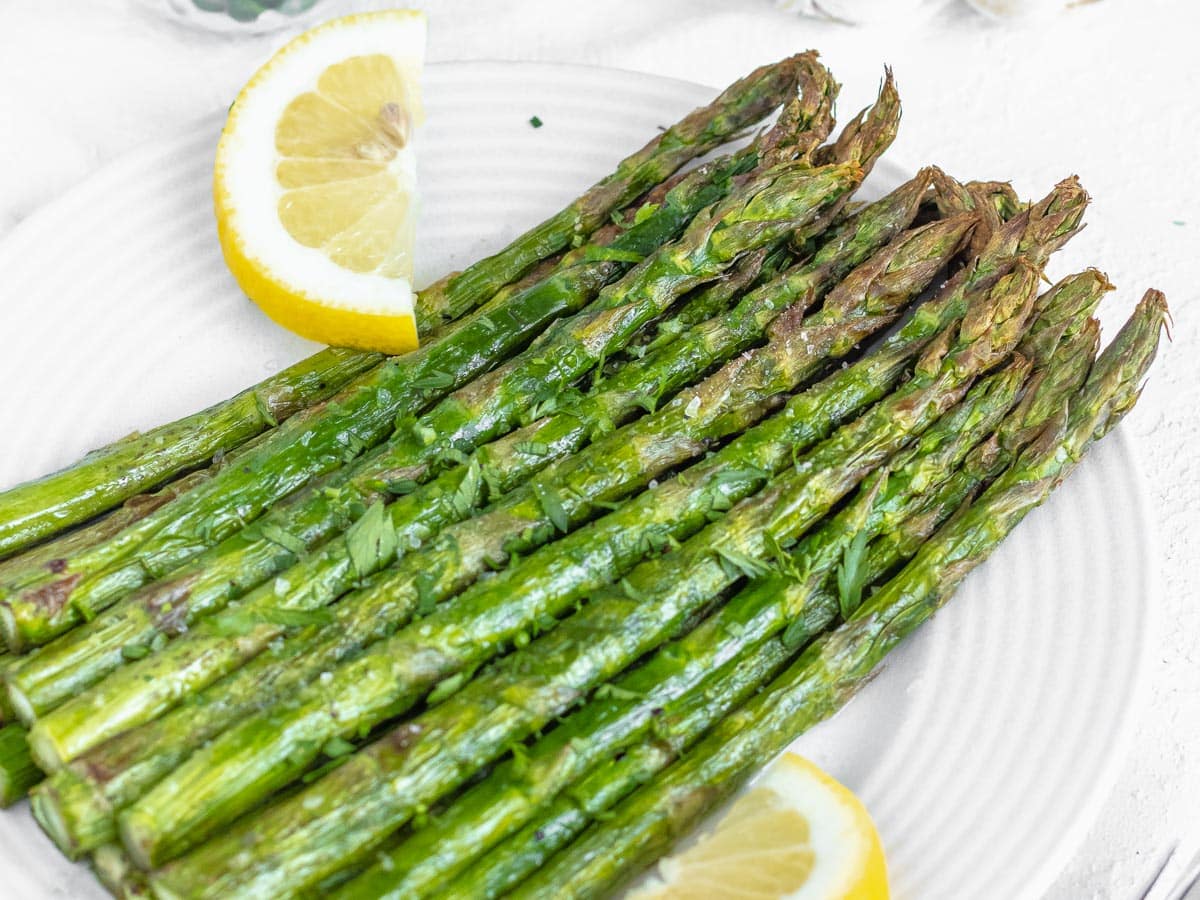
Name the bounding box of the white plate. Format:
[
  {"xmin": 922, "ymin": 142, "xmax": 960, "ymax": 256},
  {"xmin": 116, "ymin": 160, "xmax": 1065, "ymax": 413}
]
[{"xmin": 0, "ymin": 61, "xmax": 1154, "ymax": 899}]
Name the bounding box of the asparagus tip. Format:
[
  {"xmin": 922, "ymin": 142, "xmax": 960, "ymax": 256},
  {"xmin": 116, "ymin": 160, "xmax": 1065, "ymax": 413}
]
[{"xmin": 1142, "ymin": 288, "xmax": 1173, "ymax": 340}]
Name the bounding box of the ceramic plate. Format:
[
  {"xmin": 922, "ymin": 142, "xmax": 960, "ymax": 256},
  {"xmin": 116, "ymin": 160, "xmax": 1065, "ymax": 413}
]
[{"xmin": 0, "ymin": 61, "xmax": 1155, "ymax": 899}]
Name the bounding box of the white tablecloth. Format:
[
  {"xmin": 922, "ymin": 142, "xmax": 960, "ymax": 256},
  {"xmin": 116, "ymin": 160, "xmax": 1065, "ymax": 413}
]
[{"xmin": 2, "ymin": 1, "xmax": 1197, "ymax": 896}]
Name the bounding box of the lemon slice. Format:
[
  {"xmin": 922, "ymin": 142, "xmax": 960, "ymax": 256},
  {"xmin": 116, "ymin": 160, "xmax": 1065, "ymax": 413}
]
[
  {"xmin": 214, "ymin": 10, "xmax": 426, "ymax": 354},
  {"xmin": 631, "ymin": 753, "xmax": 889, "ymax": 900}
]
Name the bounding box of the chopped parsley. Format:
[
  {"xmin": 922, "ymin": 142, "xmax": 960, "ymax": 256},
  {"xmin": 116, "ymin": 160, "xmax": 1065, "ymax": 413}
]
[{"xmin": 836, "ymin": 530, "xmax": 871, "ymax": 619}]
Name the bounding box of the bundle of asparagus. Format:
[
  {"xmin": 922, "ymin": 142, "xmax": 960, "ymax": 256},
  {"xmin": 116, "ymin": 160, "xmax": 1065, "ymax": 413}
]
[{"xmin": 0, "ymin": 51, "xmax": 1167, "ymax": 900}]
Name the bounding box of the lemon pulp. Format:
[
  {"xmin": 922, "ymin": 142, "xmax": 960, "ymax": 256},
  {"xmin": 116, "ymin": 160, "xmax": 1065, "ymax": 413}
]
[
  {"xmin": 631, "ymin": 753, "xmax": 889, "ymax": 900},
  {"xmin": 214, "ymin": 11, "xmax": 425, "ymax": 354}
]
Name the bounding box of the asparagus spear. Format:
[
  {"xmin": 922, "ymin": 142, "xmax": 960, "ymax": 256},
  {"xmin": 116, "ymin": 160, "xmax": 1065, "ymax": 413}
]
[
  {"xmin": 416, "ymin": 54, "xmax": 810, "ymax": 329},
  {"xmin": 45, "ymin": 168, "xmax": 1080, "ymax": 760},
  {"xmin": 811, "ymin": 68, "xmax": 900, "ymax": 169},
  {"xmin": 0, "ymin": 350, "xmax": 381, "ymax": 563},
  {"xmin": 425, "ymin": 71, "xmax": 899, "ymax": 511},
  {"xmin": 859, "ymin": 325, "xmax": 1103, "ymax": 597},
  {"xmin": 28, "ymin": 187, "xmax": 1084, "ymax": 868},
  {"xmin": 92, "ymin": 843, "xmax": 148, "ymax": 899},
  {"xmin": 31, "ymin": 176, "xmax": 1084, "ymax": 859},
  {"xmin": 380, "ymin": 165, "xmax": 857, "ymax": 479},
  {"xmin": 1, "ymin": 59, "xmax": 850, "ymax": 720},
  {"xmin": 407, "ymin": 465, "xmax": 1014, "ymax": 900},
  {"xmin": 0, "ymin": 420, "xmax": 297, "ymax": 598},
  {"xmin": 631, "ymin": 245, "xmax": 791, "ymax": 356},
  {"xmin": 141, "ymin": 249, "xmax": 1042, "ymax": 892},
  {"xmin": 0, "ymin": 55, "xmax": 804, "ymax": 562},
  {"xmin": 848, "ymin": 271, "xmax": 1109, "ymax": 589},
  {"xmin": 512, "ymin": 291, "xmax": 1167, "ymax": 900},
  {"xmin": 2, "ymin": 202, "xmax": 870, "ymax": 726},
  {"xmin": 635, "ymin": 68, "xmax": 906, "ymax": 357},
  {"xmin": 0, "ymin": 723, "xmax": 38, "ymax": 807},
  {"xmin": 638, "ymin": 204, "xmax": 846, "ymax": 355},
  {"xmin": 28, "ymin": 210, "xmax": 962, "ymax": 857},
  {"xmin": 445, "ymin": 538, "xmax": 896, "ymax": 899},
  {"xmin": 0, "ymin": 143, "xmax": 771, "ymax": 653},
  {"xmin": 967, "ymin": 179, "xmax": 1026, "ymax": 221},
  {"xmin": 30, "ymin": 201, "xmax": 956, "ymax": 861},
  {"xmin": 332, "ymin": 357, "xmax": 1031, "ymax": 899},
  {"xmin": 0, "ymin": 473, "xmax": 211, "ymax": 596}
]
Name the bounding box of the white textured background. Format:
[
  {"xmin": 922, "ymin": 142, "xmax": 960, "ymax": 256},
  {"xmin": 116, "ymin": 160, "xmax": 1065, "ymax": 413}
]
[{"xmin": 0, "ymin": 1, "xmax": 1196, "ymax": 897}]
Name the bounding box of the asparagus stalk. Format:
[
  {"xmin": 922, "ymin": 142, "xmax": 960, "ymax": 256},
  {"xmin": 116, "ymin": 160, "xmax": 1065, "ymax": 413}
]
[
  {"xmin": 446, "ymin": 533, "xmax": 902, "ymax": 899},
  {"xmin": 512, "ymin": 291, "xmax": 1167, "ymax": 900},
  {"xmin": 416, "ymin": 54, "xmax": 810, "ymax": 329},
  {"xmin": 860, "ymin": 323, "xmax": 1103, "ymax": 597},
  {"xmin": 0, "ymin": 473, "xmax": 212, "ymax": 596},
  {"xmin": 434, "ymin": 457, "xmax": 1032, "ymax": 900},
  {"xmin": 0, "ymin": 723, "xmax": 38, "ymax": 807},
  {"xmin": 92, "ymin": 843, "xmax": 149, "ymax": 899},
  {"xmin": 332, "ymin": 357, "xmax": 1031, "ymax": 899},
  {"xmin": 32, "ymin": 176, "xmax": 1084, "ymax": 858},
  {"xmin": 0, "ymin": 144, "xmax": 767, "ymax": 654},
  {"xmin": 835, "ymin": 270, "xmax": 1108, "ymax": 597},
  {"xmin": 81, "ymin": 211, "xmax": 948, "ymax": 866},
  {"xmin": 265, "ymin": 294, "xmax": 1104, "ymax": 897},
  {"xmin": 811, "ymin": 68, "xmax": 901, "ymax": 170},
  {"xmin": 30, "ymin": 194, "xmax": 953, "ymax": 860},
  {"xmin": 143, "ymin": 249, "xmax": 1043, "ymax": 893},
  {"xmin": 645, "ymin": 204, "xmax": 844, "ymax": 353},
  {"xmin": 0, "ymin": 55, "xmax": 804, "ymax": 562},
  {"xmin": 0, "ymin": 420, "xmax": 299, "ymax": 599},
  {"xmin": 1, "ymin": 58, "xmax": 849, "ymax": 720},
  {"xmin": 849, "ymin": 271, "xmax": 1108, "ymax": 588},
  {"xmin": 29, "ymin": 208, "xmax": 960, "ymax": 858},
  {"xmin": 443, "ymin": 74, "xmax": 900, "ymax": 496},
  {"xmin": 0, "ymin": 61, "xmax": 811, "ymax": 654},
  {"xmin": 0, "ymin": 350, "xmax": 381, "ymax": 563},
  {"xmin": 28, "ymin": 187, "xmax": 1084, "ymax": 868},
  {"xmin": 966, "ymin": 179, "xmax": 1026, "ymax": 221},
  {"xmin": 40, "ymin": 287, "xmax": 852, "ymax": 833},
  {"xmin": 631, "ymin": 245, "xmax": 791, "ymax": 356},
  {"xmin": 0, "ymin": 658, "xmax": 11, "ymax": 724},
  {"xmin": 381, "ymin": 164, "xmax": 857, "ymax": 480}
]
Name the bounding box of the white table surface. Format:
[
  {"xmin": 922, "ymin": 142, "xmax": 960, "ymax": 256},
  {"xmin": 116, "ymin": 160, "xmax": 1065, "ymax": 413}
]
[{"xmin": 1, "ymin": 1, "xmax": 1197, "ymax": 897}]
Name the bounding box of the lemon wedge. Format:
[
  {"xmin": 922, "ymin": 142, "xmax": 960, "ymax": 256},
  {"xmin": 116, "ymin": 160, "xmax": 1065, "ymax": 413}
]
[
  {"xmin": 214, "ymin": 10, "xmax": 426, "ymax": 354},
  {"xmin": 630, "ymin": 753, "xmax": 889, "ymax": 900}
]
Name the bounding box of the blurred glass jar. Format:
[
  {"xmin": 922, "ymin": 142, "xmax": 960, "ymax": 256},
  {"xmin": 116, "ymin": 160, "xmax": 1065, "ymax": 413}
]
[
  {"xmin": 965, "ymin": 0, "xmax": 1077, "ymax": 19},
  {"xmin": 774, "ymin": 0, "xmax": 957, "ymax": 25},
  {"xmin": 149, "ymin": 0, "xmax": 328, "ymax": 32},
  {"xmin": 777, "ymin": 0, "xmax": 1083, "ymax": 22}
]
